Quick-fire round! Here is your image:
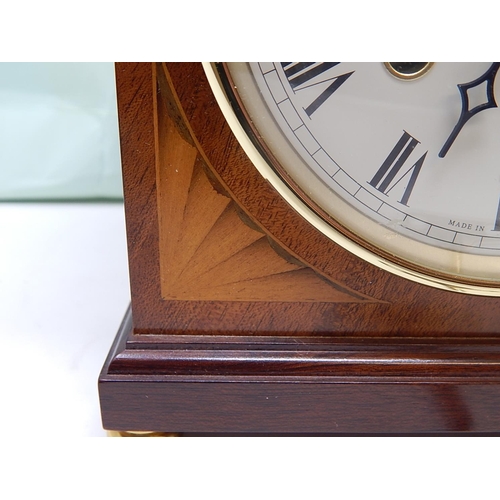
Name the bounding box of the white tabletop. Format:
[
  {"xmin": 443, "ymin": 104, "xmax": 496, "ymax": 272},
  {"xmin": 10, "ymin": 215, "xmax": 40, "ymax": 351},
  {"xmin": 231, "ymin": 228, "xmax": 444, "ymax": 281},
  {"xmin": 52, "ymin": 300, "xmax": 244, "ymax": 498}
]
[{"xmin": 0, "ymin": 202, "xmax": 130, "ymax": 437}]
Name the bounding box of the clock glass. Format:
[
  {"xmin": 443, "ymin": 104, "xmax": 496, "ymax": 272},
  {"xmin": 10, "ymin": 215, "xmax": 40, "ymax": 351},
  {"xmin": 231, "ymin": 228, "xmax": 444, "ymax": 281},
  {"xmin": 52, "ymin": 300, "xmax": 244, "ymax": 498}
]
[{"xmin": 206, "ymin": 62, "xmax": 500, "ymax": 294}]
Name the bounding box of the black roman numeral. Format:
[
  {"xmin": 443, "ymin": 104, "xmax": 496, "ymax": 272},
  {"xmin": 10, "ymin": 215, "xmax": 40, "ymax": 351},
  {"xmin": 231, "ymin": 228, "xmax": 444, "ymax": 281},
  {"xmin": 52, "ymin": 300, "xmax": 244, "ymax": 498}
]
[
  {"xmin": 494, "ymin": 197, "xmax": 500, "ymax": 231},
  {"xmin": 369, "ymin": 131, "xmax": 427, "ymax": 206},
  {"xmin": 281, "ymin": 62, "xmax": 354, "ymax": 117}
]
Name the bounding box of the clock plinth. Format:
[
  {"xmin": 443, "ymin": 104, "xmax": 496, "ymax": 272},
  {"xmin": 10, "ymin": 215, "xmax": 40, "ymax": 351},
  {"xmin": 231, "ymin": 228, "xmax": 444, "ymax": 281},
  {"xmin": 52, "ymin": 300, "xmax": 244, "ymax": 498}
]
[{"xmin": 98, "ymin": 63, "xmax": 500, "ymax": 435}]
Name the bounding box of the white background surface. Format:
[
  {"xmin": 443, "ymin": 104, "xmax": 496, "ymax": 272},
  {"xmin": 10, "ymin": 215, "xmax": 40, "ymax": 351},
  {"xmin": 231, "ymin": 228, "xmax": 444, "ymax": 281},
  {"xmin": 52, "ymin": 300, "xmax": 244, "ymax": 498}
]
[
  {"xmin": 0, "ymin": 202, "xmax": 130, "ymax": 436},
  {"xmin": 0, "ymin": 63, "xmax": 126, "ymax": 437}
]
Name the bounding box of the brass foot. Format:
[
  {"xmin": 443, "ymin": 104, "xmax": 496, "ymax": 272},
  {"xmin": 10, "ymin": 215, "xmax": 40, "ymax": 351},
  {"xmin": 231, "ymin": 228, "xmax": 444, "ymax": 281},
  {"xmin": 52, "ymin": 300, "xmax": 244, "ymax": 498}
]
[{"xmin": 107, "ymin": 430, "xmax": 181, "ymax": 437}]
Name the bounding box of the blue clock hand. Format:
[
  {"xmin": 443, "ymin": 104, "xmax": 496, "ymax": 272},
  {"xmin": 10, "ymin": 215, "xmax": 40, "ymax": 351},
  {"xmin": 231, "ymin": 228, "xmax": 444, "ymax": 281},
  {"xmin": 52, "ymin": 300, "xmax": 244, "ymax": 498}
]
[{"xmin": 439, "ymin": 62, "xmax": 500, "ymax": 158}]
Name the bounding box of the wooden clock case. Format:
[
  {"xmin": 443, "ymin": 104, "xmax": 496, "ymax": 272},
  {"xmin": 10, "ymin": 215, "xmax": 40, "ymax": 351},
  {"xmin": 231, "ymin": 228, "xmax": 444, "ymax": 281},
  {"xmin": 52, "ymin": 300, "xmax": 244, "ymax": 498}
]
[{"xmin": 98, "ymin": 63, "xmax": 500, "ymax": 434}]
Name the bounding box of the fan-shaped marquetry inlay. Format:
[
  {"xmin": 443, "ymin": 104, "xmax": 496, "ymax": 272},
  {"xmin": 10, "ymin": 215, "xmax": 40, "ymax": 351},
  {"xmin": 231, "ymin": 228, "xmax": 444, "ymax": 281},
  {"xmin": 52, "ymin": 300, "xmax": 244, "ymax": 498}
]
[{"xmin": 154, "ymin": 67, "xmax": 371, "ymax": 303}]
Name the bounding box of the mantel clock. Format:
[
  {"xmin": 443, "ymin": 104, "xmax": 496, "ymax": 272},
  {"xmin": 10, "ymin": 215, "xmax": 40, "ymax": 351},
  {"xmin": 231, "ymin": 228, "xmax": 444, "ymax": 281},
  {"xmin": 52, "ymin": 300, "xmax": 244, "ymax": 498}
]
[{"xmin": 99, "ymin": 63, "xmax": 500, "ymax": 434}]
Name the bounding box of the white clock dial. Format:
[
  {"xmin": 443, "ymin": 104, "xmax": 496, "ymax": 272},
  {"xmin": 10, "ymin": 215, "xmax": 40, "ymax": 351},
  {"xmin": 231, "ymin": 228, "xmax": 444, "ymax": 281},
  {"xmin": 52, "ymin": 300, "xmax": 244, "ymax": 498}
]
[{"xmin": 208, "ymin": 62, "xmax": 500, "ymax": 291}]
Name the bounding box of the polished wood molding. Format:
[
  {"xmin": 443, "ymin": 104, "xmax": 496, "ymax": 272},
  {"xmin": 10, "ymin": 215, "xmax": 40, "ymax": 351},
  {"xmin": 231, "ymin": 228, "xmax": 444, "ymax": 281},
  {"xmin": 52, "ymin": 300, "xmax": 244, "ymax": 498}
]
[{"xmin": 100, "ymin": 306, "xmax": 500, "ymax": 434}]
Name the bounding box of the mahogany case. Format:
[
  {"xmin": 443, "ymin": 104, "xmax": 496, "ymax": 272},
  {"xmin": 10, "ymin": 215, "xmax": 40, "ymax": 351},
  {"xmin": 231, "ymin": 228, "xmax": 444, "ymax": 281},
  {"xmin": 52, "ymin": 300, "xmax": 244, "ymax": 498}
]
[{"xmin": 98, "ymin": 63, "xmax": 500, "ymax": 434}]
